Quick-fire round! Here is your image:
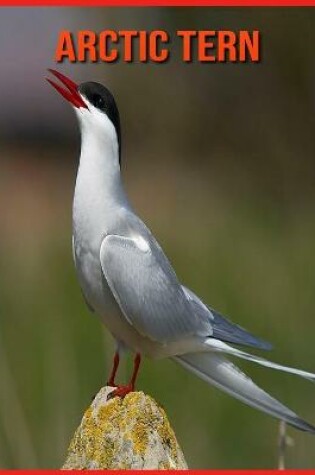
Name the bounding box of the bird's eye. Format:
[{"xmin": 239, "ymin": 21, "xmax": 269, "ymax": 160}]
[{"xmin": 93, "ymin": 94, "xmax": 105, "ymax": 109}]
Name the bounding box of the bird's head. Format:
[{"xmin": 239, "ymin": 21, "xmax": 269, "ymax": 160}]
[{"xmin": 46, "ymin": 69, "xmax": 121, "ymax": 160}]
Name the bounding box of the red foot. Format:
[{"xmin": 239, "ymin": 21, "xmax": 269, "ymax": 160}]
[
  {"xmin": 107, "ymin": 384, "xmax": 133, "ymax": 400},
  {"xmin": 106, "ymin": 353, "xmax": 141, "ymax": 400}
]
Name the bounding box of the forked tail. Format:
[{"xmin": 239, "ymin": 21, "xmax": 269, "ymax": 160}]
[{"xmin": 173, "ymin": 351, "xmax": 315, "ymax": 433}]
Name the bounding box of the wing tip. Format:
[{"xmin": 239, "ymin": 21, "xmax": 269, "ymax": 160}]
[
  {"xmin": 257, "ymin": 340, "xmax": 273, "ymax": 351},
  {"xmin": 289, "ymin": 417, "xmax": 315, "ymax": 434},
  {"xmin": 210, "ymin": 307, "xmax": 273, "ymax": 351}
]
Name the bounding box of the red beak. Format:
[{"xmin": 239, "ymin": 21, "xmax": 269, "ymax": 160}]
[{"xmin": 46, "ymin": 69, "xmax": 88, "ymax": 109}]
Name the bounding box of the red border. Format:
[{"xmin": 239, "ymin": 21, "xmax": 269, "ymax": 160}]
[
  {"xmin": 1, "ymin": 472, "xmax": 315, "ymax": 474},
  {"xmin": 1, "ymin": 0, "xmax": 315, "ymax": 5},
  {"xmin": 0, "ymin": 0, "xmax": 314, "ymax": 466},
  {"xmin": 0, "ymin": 471, "xmax": 314, "ymax": 474}
]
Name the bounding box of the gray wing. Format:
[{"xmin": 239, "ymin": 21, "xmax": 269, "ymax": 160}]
[
  {"xmin": 182, "ymin": 286, "xmax": 272, "ymax": 351},
  {"xmin": 100, "ymin": 234, "xmax": 212, "ymax": 343}
]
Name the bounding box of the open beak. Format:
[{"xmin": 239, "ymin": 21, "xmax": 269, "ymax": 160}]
[{"xmin": 46, "ymin": 69, "xmax": 88, "ymax": 109}]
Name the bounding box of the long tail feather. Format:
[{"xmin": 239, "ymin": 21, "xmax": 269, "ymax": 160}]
[
  {"xmin": 173, "ymin": 352, "xmax": 315, "ymax": 433},
  {"xmin": 205, "ymin": 339, "xmax": 315, "ymax": 382}
]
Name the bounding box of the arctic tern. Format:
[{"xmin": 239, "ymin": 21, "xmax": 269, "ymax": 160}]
[{"xmin": 47, "ymin": 69, "xmax": 315, "ymax": 433}]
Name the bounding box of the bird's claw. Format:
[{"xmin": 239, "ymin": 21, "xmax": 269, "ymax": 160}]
[{"xmin": 107, "ymin": 384, "xmax": 134, "ymax": 400}]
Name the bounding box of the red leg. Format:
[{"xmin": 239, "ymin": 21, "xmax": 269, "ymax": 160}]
[
  {"xmin": 108, "ymin": 353, "xmax": 142, "ymax": 399},
  {"xmin": 107, "ymin": 351, "xmax": 120, "ymax": 387},
  {"xmin": 130, "ymin": 353, "xmax": 141, "ymax": 390}
]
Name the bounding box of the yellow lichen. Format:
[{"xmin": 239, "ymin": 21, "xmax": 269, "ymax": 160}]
[
  {"xmin": 156, "ymin": 407, "xmax": 179, "ymax": 463},
  {"xmin": 62, "ymin": 387, "xmax": 187, "ymax": 470}
]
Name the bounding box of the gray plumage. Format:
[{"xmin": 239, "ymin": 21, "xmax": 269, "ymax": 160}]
[{"xmin": 100, "ymin": 223, "xmax": 212, "ymax": 343}]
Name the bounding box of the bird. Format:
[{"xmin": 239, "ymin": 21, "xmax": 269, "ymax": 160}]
[{"xmin": 47, "ymin": 68, "xmax": 315, "ymax": 434}]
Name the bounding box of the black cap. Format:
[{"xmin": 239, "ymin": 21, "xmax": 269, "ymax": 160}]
[{"xmin": 79, "ymin": 81, "xmax": 121, "ymax": 164}]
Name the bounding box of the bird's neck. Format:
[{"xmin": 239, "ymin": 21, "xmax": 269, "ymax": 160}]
[{"xmin": 73, "ymin": 127, "xmax": 128, "ymax": 237}]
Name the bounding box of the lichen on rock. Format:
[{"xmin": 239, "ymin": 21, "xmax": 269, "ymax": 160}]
[{"xmin": 62, "ymin": 386, "xmax": 188, "ymax": 469}]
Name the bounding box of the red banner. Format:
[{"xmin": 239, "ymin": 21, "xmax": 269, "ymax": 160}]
[{"xmin": 1, "ymin": 0, "xmax": 315, "ymax": 5}]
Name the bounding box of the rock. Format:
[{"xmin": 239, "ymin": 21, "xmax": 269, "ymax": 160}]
[{"xmin": 62, "ymin": 386, "xmax": 188, "ymax": 469}]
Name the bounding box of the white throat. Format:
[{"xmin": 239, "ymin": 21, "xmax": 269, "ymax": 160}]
[{"xmin": 72, "ymin": 107, "xmax": 128, "ymax": 240}]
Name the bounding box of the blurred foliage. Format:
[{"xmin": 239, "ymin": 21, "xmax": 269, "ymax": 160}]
[{"xmin": 0, "ymin": 6, "xmax": 315, "ymax": 469}]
